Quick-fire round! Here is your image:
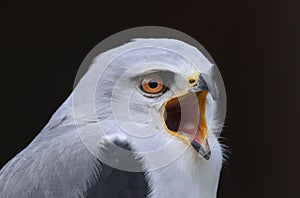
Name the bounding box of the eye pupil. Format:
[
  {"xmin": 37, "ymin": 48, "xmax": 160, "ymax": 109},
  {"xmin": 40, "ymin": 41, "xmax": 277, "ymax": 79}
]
[{"xmin": 148, "ymin": 80, "xmax": 158, "ymax": 89}]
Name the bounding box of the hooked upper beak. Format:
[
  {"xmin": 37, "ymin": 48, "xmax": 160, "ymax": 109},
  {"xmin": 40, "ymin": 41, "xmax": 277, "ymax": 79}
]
[{"xmin": 163, "ymin": 73, "xmax": 213, "ymax": 160}]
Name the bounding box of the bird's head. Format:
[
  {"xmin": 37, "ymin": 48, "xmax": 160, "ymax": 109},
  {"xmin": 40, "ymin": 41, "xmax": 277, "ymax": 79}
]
[{"xmin": 73, "ymin": 38, "xmax": 225, "ymax": 171}]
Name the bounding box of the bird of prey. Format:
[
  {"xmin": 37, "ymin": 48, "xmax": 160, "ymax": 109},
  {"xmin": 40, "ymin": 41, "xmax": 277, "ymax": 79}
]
[{"xmin": 0, "ymin": 38, "xmax": 226, "ymax": 198}]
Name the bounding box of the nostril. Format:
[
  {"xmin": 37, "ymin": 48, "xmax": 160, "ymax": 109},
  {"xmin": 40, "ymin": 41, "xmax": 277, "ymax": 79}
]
[{"xmin": 189, "ymin": 79, "xmax": 196, "ymax": 84}]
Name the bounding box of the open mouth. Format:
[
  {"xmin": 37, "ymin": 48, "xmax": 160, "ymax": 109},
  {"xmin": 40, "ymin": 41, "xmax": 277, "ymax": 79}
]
[{"xmin": 163, "ymin": 90, "xmax": 211, "ymax": 159}]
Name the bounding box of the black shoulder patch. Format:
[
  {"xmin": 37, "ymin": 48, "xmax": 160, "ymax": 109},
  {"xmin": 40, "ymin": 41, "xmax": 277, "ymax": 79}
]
[{"xmin": 87, "ymin": 138, "xmax": 149, "ymax": 198}]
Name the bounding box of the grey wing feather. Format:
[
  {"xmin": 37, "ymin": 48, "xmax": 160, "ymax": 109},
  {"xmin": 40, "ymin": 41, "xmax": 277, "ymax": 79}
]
[
  {"xmin": 0, "ymin": 108, "xmax": 102, "ymax": 197},
  {"xmin": 0, "ymin": 99, "xmax": 148, "ymax": 198}
]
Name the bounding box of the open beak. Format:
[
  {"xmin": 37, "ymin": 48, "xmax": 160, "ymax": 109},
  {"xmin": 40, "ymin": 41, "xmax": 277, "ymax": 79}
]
[{"xmin": 163, "ymin": 73, "xmax": 211, "ymax": 160}]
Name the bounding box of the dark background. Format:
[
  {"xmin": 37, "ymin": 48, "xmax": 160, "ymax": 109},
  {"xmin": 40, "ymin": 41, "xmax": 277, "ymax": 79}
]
[{"xmin": 1, "ymin": 1, "xmax": 300, "ymax": 197}]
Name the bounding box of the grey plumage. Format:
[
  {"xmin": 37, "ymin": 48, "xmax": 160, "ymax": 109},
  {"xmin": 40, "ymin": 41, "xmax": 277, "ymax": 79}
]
[{"xmin": 0, "ymin": 98, "xmax": 147, "ymax": 198}]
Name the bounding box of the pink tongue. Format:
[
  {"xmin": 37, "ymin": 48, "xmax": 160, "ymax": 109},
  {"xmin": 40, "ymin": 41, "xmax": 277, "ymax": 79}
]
[{"xmin": 177, "ymin": 94, "xmax": 201, "ymax": 144}]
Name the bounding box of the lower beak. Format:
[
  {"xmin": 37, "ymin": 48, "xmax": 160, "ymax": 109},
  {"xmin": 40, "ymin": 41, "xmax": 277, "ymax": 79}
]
[
  {"xmin": 163, "ymin": 89, "xmax": 211, "ymax": 160},
  {"xmin": 191, "ymin": 139, "xmax": 211, "ymax": 160}
]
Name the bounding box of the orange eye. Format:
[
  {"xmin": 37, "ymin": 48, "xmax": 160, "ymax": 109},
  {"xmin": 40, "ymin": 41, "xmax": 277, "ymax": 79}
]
[{"xmin": 141, "ymin": 74, "xmax": 164, "ymax": 94}]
